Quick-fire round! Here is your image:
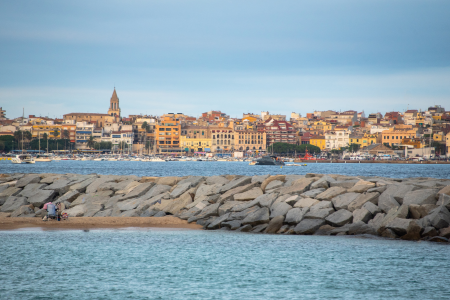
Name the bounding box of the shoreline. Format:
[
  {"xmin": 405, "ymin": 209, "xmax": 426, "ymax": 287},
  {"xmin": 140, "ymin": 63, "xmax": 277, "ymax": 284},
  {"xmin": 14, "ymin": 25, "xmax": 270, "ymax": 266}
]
[{"xmin": 0, "ymin": 216, "xmax": 203, "ymax": 230}]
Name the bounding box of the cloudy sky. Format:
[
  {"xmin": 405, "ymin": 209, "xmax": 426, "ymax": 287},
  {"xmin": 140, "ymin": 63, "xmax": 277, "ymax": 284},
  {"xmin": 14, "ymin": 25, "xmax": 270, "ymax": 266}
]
[{"xmin": 1, "ymin": 0, "xmax": 449, "ymax": 119}]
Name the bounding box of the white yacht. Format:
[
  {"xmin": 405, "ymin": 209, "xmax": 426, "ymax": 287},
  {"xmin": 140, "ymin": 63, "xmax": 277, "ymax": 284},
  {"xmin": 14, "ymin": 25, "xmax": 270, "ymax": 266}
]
[
  {"xmin": 11, "ymin": 154, "xmax": 35, "ymax": 164},
  {"xmin": 35, "ymin": 154, "xmax": 52, "ymax": 162},
  {"xmin": 149, "ymin": 157, "xmax": 165, "ymax": 162}
]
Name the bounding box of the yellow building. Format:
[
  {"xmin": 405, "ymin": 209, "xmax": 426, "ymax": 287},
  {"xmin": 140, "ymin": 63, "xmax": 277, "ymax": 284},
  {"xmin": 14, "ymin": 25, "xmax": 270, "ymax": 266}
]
[
  {"xmin": 234, "ymin": 130, "xmax": 266, "ymax": 151},
  {"xmin": 156, "ymin": 114, "xmax": 181, "ymax": 152},
  {"xmin": 180, "ymin": 136, "xmax": 212, "ymax": 153},
  {"xmin": 349, "ymin": 133, "xmax": 377, "ymax": 148},
  {"xmin": 310, "ymin": 121, "xmax": 334, "ymax": 131},
  {"xmin": 32, "ymin": 124, "xmax": 76, "ymax": 143},
  {"xmin": 310, "ymin": 135, "xmax": 326, "ymax": 150}
]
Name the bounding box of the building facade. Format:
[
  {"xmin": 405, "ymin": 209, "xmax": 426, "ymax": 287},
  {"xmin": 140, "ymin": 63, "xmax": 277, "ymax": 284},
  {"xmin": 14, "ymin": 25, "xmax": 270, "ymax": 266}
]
[
  {"xmin": 234, "ymin": 130, "xmax": 266, "ymax": 151},
  {"xmin": 107, "ymin": 88, "xmax": 121, "ymax": 117}
]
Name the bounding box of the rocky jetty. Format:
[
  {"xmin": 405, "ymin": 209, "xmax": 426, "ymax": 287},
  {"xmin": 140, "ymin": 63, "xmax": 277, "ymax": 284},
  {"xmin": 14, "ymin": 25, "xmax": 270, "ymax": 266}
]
[{"xmin": 1, "ymin": 172, "xmax": 450, "ymax": 242}]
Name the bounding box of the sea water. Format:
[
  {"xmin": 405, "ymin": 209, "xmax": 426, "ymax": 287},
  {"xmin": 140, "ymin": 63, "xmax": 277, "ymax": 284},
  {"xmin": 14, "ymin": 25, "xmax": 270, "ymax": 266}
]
[
  {"xmin": 1, "ymin": 229, "xmax": 449, "ymax": 299},
  {"xmin": 1, "ymin": 160, "xmax": 450, "ymax": 179}
]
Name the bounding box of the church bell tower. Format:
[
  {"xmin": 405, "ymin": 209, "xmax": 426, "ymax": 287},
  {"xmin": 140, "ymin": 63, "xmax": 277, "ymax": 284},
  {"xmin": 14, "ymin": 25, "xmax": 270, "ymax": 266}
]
[{"xmin": 107, "ymin": 88, "xmax": 121, "ymax": 117}]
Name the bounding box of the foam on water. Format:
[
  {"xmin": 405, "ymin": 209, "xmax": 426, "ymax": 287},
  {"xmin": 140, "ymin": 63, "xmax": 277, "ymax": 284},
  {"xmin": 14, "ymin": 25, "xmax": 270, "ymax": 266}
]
[{"xmin": 1, "ymin": 229, "xmax": 449, "ymax": 299}]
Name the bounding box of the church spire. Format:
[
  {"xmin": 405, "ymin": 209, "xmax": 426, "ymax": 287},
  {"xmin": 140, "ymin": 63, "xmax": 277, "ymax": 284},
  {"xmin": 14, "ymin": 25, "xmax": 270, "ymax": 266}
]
[{"xmin": 107, "ymin": 87, "xmax": 121, "ymax": 117}]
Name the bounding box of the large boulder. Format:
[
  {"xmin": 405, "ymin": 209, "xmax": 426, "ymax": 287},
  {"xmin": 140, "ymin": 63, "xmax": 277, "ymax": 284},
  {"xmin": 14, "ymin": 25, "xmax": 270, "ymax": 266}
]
[
  {"xmin": 251, "ymin": 174, "xmax": 270, "ymax": 184},
  {"xmin": 278, "ymin": 178, "xmax": 315, "ymax": 195},
  {"xmin": 116, "ymin": 198, "xmax": 143, "ymax": 211},
  {"xmin": 362, "ymin": 201, "xmax": 382, "ymax": 216},
  {"xmin": 54, "ymin": 190, "xmax": 80, "ymax": 204},
  {"xmin": 270, "ymin": 202, "xmax": 292, "ymax": 219},
  {"xmin": 234, "ymin": 187, "xmax": 263, "ymax": 201},
  {"xmin": 382, "ymin": 184, "xmax": 418, "ymax": 204},
  {"xmin": 284, "ymin": 195, "xmax": 300, "ymax": 206},
  {"xmin": 347, "ymin": 192, "xmax": 379, "ymax": 212},
  {"xmin": 347, "ymin": 221, "xmax": 377, "ymax": 235},
  {"xmin": 63, "ymin": 204, "xmax": 87, "ymax": 217},
  {"xmin": 18, "ymin": 183, "xmax": 47, "ymax": 198},
  {"xmin": 285, "ymin": 207, "xmax": 309, "ymax": 225},
  {"xmin": 177, "ymin": 176, "xmax": 204, "ymax": 187},
  {"xmin": 437, "ymin": 185, "xmax": 450, "ymax": 197},
  {"xmin": 264, "ymin": 215, "xmax": 285, "ymax": 233},
  {"xmin": 310, "ymin": 175, "xmax": 335, "ymax": 190},
  {"xmin": 122, "ymin": 182, "xmax": 154, "ymax": 200},
  {"xmin": 331, "ymin": 193, "xmax": 359, "ymax": 210},
  {"xmin": 316, "ymin": 187, "xmax": 347, "ymax": 200},
  {"xmin": 218, "ymin": 201, "xmax": 242, "ymax": 216},
  {"xmin": 265, "ymin": 180, "xmax": 284, "ymax": 191},
  {"xmin": 294, "ymin": 219, "xmax": 326, "ymax": 234},
  {"xmin": 368, "ymin": 213, "xmax": 385, "ymax": 232},
  {"xmin": 401, "ymin": 221, "xmax": 422, "ymax": 241},
  {"xmin": 347, "ymin": 180, "xmax": 376, "ymax": 193},
  {"xmin": 409, "ymin": 204, "xmax": 438, "ymax": 219},
  {"xmin": 44, "ymin": 178, "xmax": 78, "ymax": 195},
  {"xmin": 293, "ymin": 197, "xmax": 319, "ymax": 208},
  {"xmin": 301, "ymin": 188, "xmax": 326, "ymax": 199},
  {"xmin": 115, "ymin": 181, "xmax": 141, "ymax": 194},
  {"xmin": 0, "ymin": 187, "xmax": 22, "ymax": 205},
  {"xmin": 157, "ymin": 177, "xmax": 181, "ymax": 186},
  {"xmin": 386, "ymin": 218, "xmax": 412, "ymax": 236},
  {"xmin": 163, "ymin": 192, "xmax": 194, "ymax": 215},
  {"xmin": 330, "ymin": 180, "xmax": 359, "ymax": 189},
  {"xmin": 304, "ymin": 208, "xmax": 334, "ymax": 219},
  {"xmin": 423, "ymin": 206, "xmax": 450, "ymax": 229},
  {"xmin": 188, "ymin": 202, "xmax": 221, "ymax": 223},
  {"xmin": 195, "ymin": 184, "xmax": 219, "ymax": 199},
  {"xmin": 15, "ymin": 174, "xmax": 41, "ymax": 188},
  {"xmin": 436, "ymin": 194, "xmax": 450, "ymax": 210},
  {"xmin": 85, "ymin": 177, "xmax": 116, "ymax": 194},
  {"xmin": 220, "ymin": 177, "xmax": 252, "ymax": 193},
  {"xmin": 310, "ymin": 201, "xmax": 333, "ymax": 211},
  {"xmin": 169, "ymin": 182, "xmax": 192, "ymax": 199},
  {"xmin": 227, "ymin": 206, "xmax": 260, "ymax": 221},
  {"xmin": 242, "ymin": 207, "xmax": 270, "ymax": 226},
  {"xmin": 207, "ymin": 213, "xmax": 230, "ymax": 230},
  {"xmin": 261, "ymin": 175, "xmax": 285, "ymax": 192},
  {"xmin": 10, "ymin": 205, "xmax": 35, "ymax": 217},
  {"xmin": 221, "ymin": 220, "xmax": 242, "ymax": 230},
  {"xmin": 27, "ymin": 189, "xmax": 57, "ymax": 207},
  {"xmin": 378, "ymin": 193, "xmax": 400, "ymax": 213},
  {"xmin": 206, "ymin": 176, "xmax": 230, "ymax": 185},
  {"xmin": 257, "ymin": 193, "xmax": 279, "ymax": 207},
  {"xmin": 325, "ymin": 209, "xmax": 353, "ymax": 227},
  {"xmin": 218, "ymin": 183, "xmax": 258, "ymax": 203},
  {"xmin": 352, "ymin": 208, "xmax": 372, "ymax": 223},
  {"xmin": 69, "ymin": 177, "xmax": 96, "ymax": 193},
  {"xmin": 402, "ymin": 189, "xmax": 439, "ymax": 206},
  {"xmin": 70, "ymin": 190, "xmax": 114, "ymax": 207},
  {"xmin": 143, "ymin": 184, "xmax": 172, "ymax": 199}
]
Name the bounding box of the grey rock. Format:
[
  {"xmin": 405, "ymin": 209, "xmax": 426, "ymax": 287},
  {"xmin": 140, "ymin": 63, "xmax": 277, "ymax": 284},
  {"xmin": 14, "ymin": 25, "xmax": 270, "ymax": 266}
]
[
  {"xmin": 368, "ymin": 213, "xmax": 385, "ymax": 232},
  {"xmin": 257, "ymin": 193, "xmax": 279, "ymax": 207},
  {"xmin": 304, "ymin": 207, "xmax": 334, "ymax": 219},
  {"xmin": 294, "ymin": 219, "xmax": 326, "ymax": 235},
  {"xmin": 177, "ymin": 176, "xmax": 204, "ymax": 187},
  {"xmin": 284, "ymin": 195, "xmax": 300, "ymax": 206},
  {"xmin": 234, "ymin": 187, "xmax": 263, "ymax": 201},
  {"xmin": 227, "ymin": 206, "xmax": 260, "ymax": 221},
  {"xmin": 347, "ymin": 192, "xmax": 380, "ymax": 212},
  {"xmin": 402, "ymin": 189, "xmax": 439, "ymax": 206},
  {"xmin": 156, "ymin": 176, "xmax": 181, "ymax": 186},
  {"xmin": 163, "ymin": 192, "xmax": 194, "ymax": 215},
  {"xmin": 44, "ymin": 178, "xmax": 78, "ymax": 195},
  {"xmin": 277, "ymin": 224, "xmax": 290, "ymax": 234},
  {"xmin": 170, "ymin": 182, "xmax": 193, "ymax": 199},
  {"xmin": 386, "ymin": 218, "xmax": 412, "ymax": 236},
  {"xmin": 330, "ymin": 179, "xmax": 359, "ymax": 189},
  {"xmin": 83, "ymin": 204, "xmax": 103, "ymax": 217},
  {"xmin": 285, "ymin": 207, "xmax": 309, "ymax": 225},
  {"xmin": 325, "ymin": 209, "xmax": 353, "ymax": 227},
  {"xmin": 70, "ymin": 190, "xmax": 114, "ymax": 207},
  {"xmin": 421, "ymin": 226, "xmax": 437, "ymax": 238},
  {"xmin": 54, "ymin": 190, "xmax": 80, "ymax": 204},
  {"xmin": 236, "ymin": 224, "xmax": 253, "ymax": 232},
  {"xmin": 347, "ymin": 180, "xmax": 376, "ymax": 193},
  {"xmin": 252, "ymin": 224, "xmax": 269, "ymax": 233},
  {"xmin": 153, "ymin": 211, "xmax": 166, "ymax": 217},
  {"xmin": 93, "ymin": 209, "xmax": 113, "ymax": 217},
  {"xmin": 143, "ymin": 184, "xmax": 171, "ymax": 199},
  {"xmin": 10, "ymin": 205, "xmax": 34, "ymax": 217},
  {"xmin": 347, "ymin": 221, "xmax": 377, "ymax": 235},
  {"xmin": 382, "ymin": 184, "xmax": 418, "ymax": 204},
  {"xmin": 310, "ymin": 176, "xmax": 334, "ymax": 189},
  {"xmin": 114, "ymin": 180, "xmax": 140, "ymax": 194},
  {"xmin": 265, "ymin": 180, "xmax": 284, "ymax": 191},
  {"xmin": 378, "ymin": 193, "xmax": 400, "ymax": 213},
  {"xmin": 316, "ymin": 187, "xmax": 347, "ymax": 200},
  {"xmin": 218, "ymin": 201, "xmax": 242, "ymax": 216},
  {"xmin": 0, "ymin": 187, "xmax": 22, "ymax": 205},
  {"xmin": 206, "ymin": 176, "xmax": 229, "ymax": 185},
  {"xmin": 119, "ymin": 209, "xmax": 140, "ymax": 217},
  {"xmin": 63, "ymin": 204, "xmax": 87, "ymax": 217},
  {"xmin": 96, "ymin": 181, "xmax": 117, "ymax": 192},
  {"xmin": 278, "ymin": 178, "xmax": 315, "ymax": 195},
  {"xmin": 401, "ymin": 221, "xmax": 422, "ymax": 241},
  {"xmin": 27, "ymin": 189, "xmax": 57, "ymax": 207},
  {"xmin": 221, "ymin": 220, "xmax": 242, "ymax": 230},
  {"xmin": 34, "ymin": 208, "xmax": 47, "ymax": 217},
  {"xmin": 310, "ymin": 201, "xmax": 333, "ymax": 211},
  {"xmin": 294, "ymin": 197, "xmax": 319, "ymax": 208},
  {"xmin": 362, "ymin": 202, "xmax": 382, "ymax": 216},
  {"xmin": 122, "ymin": 182, "xmax": 155, "ymax": 200},
  {"xmin": 251, "ymin": 174, "xmax": 270, "ymax": 184},
  {"xmin": 18, "ymin": 184, "xmax": 47, "ymax": 198},
  {"xmin": 301, "ymin": 188, "xmax": 326, "ymax": 199},
  {"xmin": 117, "ymin": 198, "xmax": 143, "ymax": 211},
  {"xmin": 265, "ymin": 215, "xmax": 285, "ymax": 233},
  {"xmin": 284, "ymin": 175, "xmax": 305, "ymax": 187},
  {"xmin": 352, "ymin": 208, "xmax": 373, "ymax": 223},
  {"xmin": 436, "ymin": 194, "xmax": 450, "ymax": 210},
  {"xmin": 219, "ymin": 176, "xmax": 252, "ymax": 193},
  {"xmin": 188, "ymin": 202, "xmax": 220, "ymax": 223},
  {"xmin": 195, "ymin": 184, "xmax": 219, "ymax": 199},
  {"xmin": 423, "ymin": 206, "xmax": 450, "ymax": 229},
  {"xmin": 69, "ymin": 177, "xmax": 96, "ymax": 193},
  {"xmin": 270, "ymin": 202, "xmax": 292, "ymax": 219},
  {"xmin": 207, "ymin": 213, "xmax": 230, "ymax": 229},
  {"xmin": 367, "ymin": 186, "xmax": 387, "ymax": 194},
  {"xmin": 85, "ymin": 177, "xmax": 116, "ymax": 194},
  {"xmin": 331, "ymin": 193, "xmax": 360, "ymax": 210},
  {"xmin": 242, "ymin": 207, "xmax": 270, "ymax": 226},
  {"xmin": 428, "ymin": 236, "xmax": 449, "ymax": 243},
  {"xmin": 178, "ymin": 207, "xmax": 201, "ymax": 220},
  {"xmin": 218, "ymin": 182, "xmax": 259, "ymax": 203},
  {"xmin": 381, "ymin": 228, "xmax": 398, "ymax": 239},
  {"xmin": 15, "ymin": 175, "xmax": 41, "ymax": 188}
]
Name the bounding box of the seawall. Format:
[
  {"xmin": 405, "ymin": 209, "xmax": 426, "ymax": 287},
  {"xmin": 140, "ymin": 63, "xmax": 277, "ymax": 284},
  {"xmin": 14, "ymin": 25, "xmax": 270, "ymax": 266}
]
[{"xmin": 1, "ymin": 172, "xmax": 450, "ymax": 242}]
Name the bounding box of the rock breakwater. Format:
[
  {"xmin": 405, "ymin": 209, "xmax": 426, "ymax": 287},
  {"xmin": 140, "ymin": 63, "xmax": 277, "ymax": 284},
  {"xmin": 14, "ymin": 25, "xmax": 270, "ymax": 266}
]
[{"xmin": 1, "ymin": 172, "xmax": 450, "ymax": 242}]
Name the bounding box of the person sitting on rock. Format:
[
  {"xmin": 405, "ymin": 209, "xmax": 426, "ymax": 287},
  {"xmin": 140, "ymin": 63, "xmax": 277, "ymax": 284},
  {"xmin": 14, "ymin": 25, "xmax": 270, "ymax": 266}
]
[{"xmin": 43, "ymin": 202, "xmax": 57, "ymax": 221}]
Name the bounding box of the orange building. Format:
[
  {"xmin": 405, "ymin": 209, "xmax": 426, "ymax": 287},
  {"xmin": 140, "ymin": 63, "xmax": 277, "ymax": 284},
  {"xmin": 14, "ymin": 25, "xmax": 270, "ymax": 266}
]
[
  {"xmin": 156, "ymin": 114, "xmax": 181, "ymax": 152},
  {"xmin": 381, "ymin": 127, "xmax": 418, "ymax": 147}
]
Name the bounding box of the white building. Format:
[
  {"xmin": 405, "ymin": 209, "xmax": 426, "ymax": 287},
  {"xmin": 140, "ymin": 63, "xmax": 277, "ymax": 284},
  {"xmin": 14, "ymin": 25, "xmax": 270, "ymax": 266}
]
[
  {"xmin": 75, "ymin": 121, "xmax": 94, "ymax": 149},
  {"xmin": 111, "ymin": 130, "xmax": 133, "ymax": 152},
  {"xmin": 325, "ymin": 130, "xmax": 350, "ymax": 150}
]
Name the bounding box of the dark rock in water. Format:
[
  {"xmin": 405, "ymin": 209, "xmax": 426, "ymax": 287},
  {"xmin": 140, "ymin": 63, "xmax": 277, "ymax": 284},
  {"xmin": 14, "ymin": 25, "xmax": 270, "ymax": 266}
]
[
  {"xmin": 264, "ymin": 216, "xmax": 284, "ymax": 234},
  {"xmin": 313, "ymin": 225, "xmax": 336, "ymax": 236},
  {"xmin": 423, "ymin": 206, "xmax": 450, "ymax": 230},
  {"xmin": 294, "ymin": 219, "xmax": 325, "ymax": 235},
  {"xmin": 421, "ymin": 226, "xmax": 437, "ymax": 238},
  {"xmin": 196, "ymin": 219, "xmax": 208, "ymax": 226},
  {"xmin": 401, "ymin": 221, "xmax": 422, "ymax": 241},
  {"xmin": 439, "ymin": 227, "xmax": 450, "ymax": 239},
  {"xmin": 330, "ymin": 224, "xmax": 351, "ymax": 236},
  {"xmin": 348, "ymin": 221, "xmax": 377, "ymax": 236},
  {"xmin": 222, "ymin": 220, "xmax": 242, "ymax": 230},
  {"xmin": 428, "ymin": 236, "xmax": 449, "ymax": 243},
  {"xmin": 381, "ymin": 228, "xmax": 398, "ymax": 239},
  {"xmin": 207, "ymin": 213, "xmax": 230, "ymax": 230},
  {"xmin": 236, "ymin": 224, "xmax": 253, "ymax": 232},
  {"xmin": 252, "ymin": 224, "xmax": 268, "ymax": 233},
  {"xmin": 325, "ymin": 209, "xmax": 353, "ymax": 227}
]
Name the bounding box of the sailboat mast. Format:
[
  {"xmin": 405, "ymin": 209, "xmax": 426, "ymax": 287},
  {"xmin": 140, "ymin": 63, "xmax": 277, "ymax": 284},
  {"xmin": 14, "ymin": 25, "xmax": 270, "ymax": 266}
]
[{"xmin": 21, "ymin": 108, "xmax": 24, "ymax": 154}]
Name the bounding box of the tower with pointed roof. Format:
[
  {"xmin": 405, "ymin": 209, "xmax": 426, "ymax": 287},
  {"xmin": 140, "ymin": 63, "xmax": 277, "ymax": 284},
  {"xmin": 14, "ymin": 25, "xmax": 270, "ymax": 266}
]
[{"xmin": 107, "ymin": 88, "xmax": 121, "ymax": 117}]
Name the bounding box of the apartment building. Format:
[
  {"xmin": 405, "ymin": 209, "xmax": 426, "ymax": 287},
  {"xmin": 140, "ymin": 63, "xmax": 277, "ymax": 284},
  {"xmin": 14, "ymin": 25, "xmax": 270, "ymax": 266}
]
[
  {"xmin": 263, "ymin": 118, "xmax": 296, "ymax": 146},
  {"xmin": 381, "ymin": 127, "xmax": 418, "ymax": 147},
  {"xmin": 75, "ymin": 121, "xmax": 94, "ymax": 149},
  {"xmin": 156, "ymin": 114, "xmax": 181, "ymax": 153},
  {"xmin": 325, "ymin": 130, "xmax": 350, "ymax": 150},
  {"xmin": 234, "ymin": 130, "xmax": 266, "ymax": 151},
  {"xmin": 209, "ymin": 126, "xmax": 234, "ymax": 152},
  {"xmin": 310, "ymin": 135, "xmax": 326, "ymax": 150}
]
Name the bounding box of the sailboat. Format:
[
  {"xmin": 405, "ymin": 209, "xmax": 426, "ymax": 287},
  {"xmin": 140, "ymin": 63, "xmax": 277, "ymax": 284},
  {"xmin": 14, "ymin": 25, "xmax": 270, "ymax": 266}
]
[{"xmin": 11, "ymin": 108, "xmax": 35, "ymax": 164}]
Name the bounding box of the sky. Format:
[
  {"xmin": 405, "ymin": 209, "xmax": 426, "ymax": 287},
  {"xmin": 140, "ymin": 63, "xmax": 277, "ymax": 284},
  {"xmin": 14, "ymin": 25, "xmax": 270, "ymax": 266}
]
[{"xmin": 0, "ymin": 0, "xmax": 449, "ymax": 119}]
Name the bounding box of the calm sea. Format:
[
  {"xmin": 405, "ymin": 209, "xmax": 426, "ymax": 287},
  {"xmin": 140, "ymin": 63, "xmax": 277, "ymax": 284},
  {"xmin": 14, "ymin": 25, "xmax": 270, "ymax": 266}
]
[
  {"xmin": 1, "ymin": 160, "xmax": 450, "ymax": 179},
  {"xmin": 0, "ymin": 229, "xmax": 449, "ymax": 299}
]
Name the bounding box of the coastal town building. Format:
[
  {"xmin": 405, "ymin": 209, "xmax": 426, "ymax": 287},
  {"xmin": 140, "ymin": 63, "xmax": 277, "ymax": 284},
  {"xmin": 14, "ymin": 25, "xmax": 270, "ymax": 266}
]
[
  {"xmin": 107, "ymin": 88, "xmax": 121, "ymax": 117},
  {"xmin": 263, "ymin": 118, "xmax": 296, "ymax": 146},
  {"xmin": 156, "ymin": 114, "xmax": 181, "ymax": 153},
  {"xmin": 446, "ymin": 132, "xmax": 450, "ymax": 157},
  {"xmin": 310, "ymin": 135, "xmax": 326, "ymax": 150},
  {"xmin": 349, "ymin": 133, "xmax": 377, "ymax": 148},
  {"xmin": 0, "ymin": 107, "xmax": 6, "ymax": 120},
  {"xmin": 209, "ymin": 126, "xmax": 234, "ymax": 152},
  {"xmin": 75, "ymin": 121, "xmax": 95, "ymax": 149},
  {"xmin": 381, "ymin": 126, "xmax": 418, "ymax": 147},
  {"xmin": 360, "ymin": 144, "xmax": 394, "ymax": 156},
  {"xmin": 325, "ymin": 129, "xmax": 350, "ymax": 150},
  {"xmin": 234, "ymin": 130, "xmax": 266, "ymax": 151}
]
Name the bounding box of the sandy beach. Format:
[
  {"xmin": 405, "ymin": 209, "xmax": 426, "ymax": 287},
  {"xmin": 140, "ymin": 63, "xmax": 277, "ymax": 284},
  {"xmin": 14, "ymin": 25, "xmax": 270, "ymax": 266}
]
[{"xmin": 0, "ymin": 216, "xmax": 203, "ymax": 230}]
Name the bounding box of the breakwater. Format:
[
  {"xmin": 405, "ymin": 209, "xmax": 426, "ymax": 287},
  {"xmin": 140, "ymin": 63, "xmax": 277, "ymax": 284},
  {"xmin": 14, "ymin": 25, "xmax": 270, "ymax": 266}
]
[{"xmin": 1, "ymin": 172, "xmax": 450, "ymax": 242}]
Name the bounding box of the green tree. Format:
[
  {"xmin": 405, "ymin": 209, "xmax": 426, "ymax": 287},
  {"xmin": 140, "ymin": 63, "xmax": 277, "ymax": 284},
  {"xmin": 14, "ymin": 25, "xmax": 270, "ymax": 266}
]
[
  {"xmin": 13, "ymin": 130, "xmax": 22, "ymax": 143},
  {"xmin": 87, "ymin": 135, "xmax": 95, "ymax": 149},
  {"xmin": 118, "ymin": 141, "xmax": 128, "ymax": 150},
  {"xmin": 141, "ymin": 121, "xmax": 149, "ymax": 132},
  {"xmin": 348, "ymin": 143, "xmax": 360, "ymax": 152},
  {"xmin": 100, "ymin": 141, "xmax": 112, "ymax": 150},
  {"xmin": 62, "ymin": 130, "xmax": 70, "ymax": 140},
  {"xmin": 269, "ymin": 142, "xmax": 321, "ymax": 155},
  {"xmin": 53, "ymin": 128, "xmax": 60, "ymax": 139},
  {"xmin": 43, "ymin": 133, "xmax": 48, "ymax": 140},
  {"xmin": 0, "ymin": 141, "xmax": 5, "ymax": 151}
]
